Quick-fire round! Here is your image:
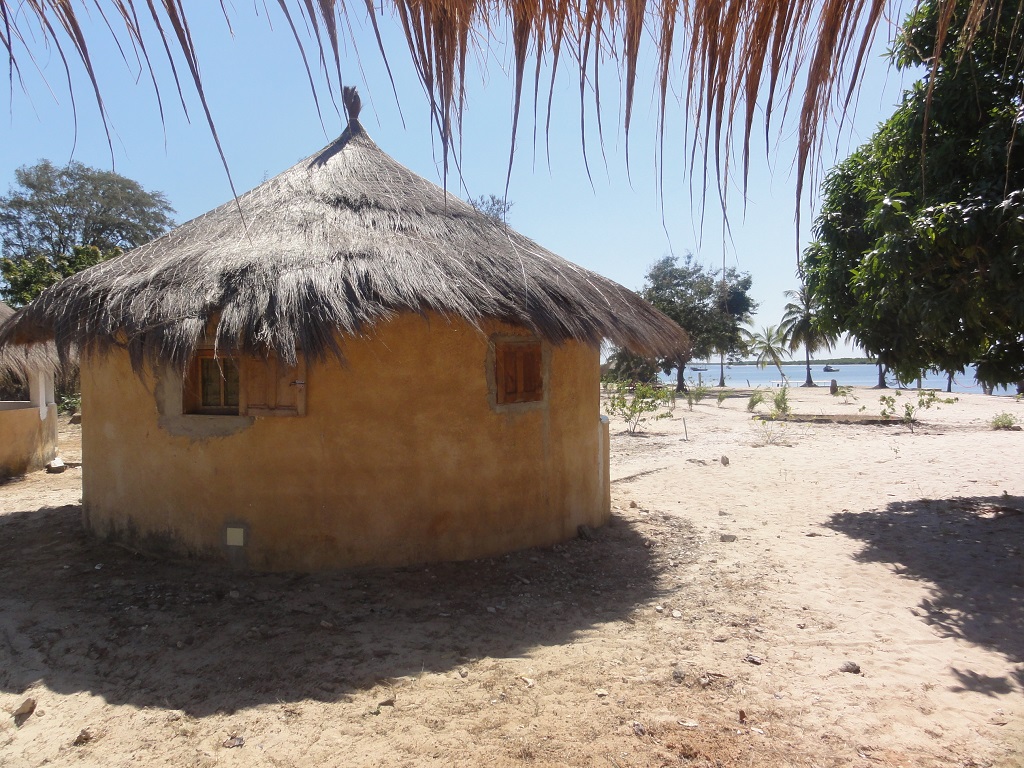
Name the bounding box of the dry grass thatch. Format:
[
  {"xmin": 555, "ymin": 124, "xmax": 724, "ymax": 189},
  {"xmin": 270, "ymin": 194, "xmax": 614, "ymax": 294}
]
[
  {"xmin": 0, "ymin": 90, "xmax": 688, "ymax": 370},
  {"xmin": 0, "ymin": 302, "xmax": 60, "ymax": 382},
  {"xmin": 5, "ymin": 1, "xmax": 1019, "ymax": 206}
]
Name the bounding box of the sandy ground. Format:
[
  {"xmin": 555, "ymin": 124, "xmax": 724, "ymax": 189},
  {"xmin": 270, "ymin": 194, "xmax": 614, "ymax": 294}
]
[{"xmin": 0, "ymin": 386, "xmax": 1021, "ymax": 767}]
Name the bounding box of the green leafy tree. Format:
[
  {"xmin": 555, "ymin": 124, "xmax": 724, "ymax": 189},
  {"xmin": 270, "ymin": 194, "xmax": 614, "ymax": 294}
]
[
  {"xmin": 780, "ymin": 283, "xmax": 838, "ymax": 387},
  {"xmin": 804, "ymin": 0, "xmax": 1024, "ymax": 387},
  {"xmin": 642, "ymin": 254, "xmax": 756, "ymax": 391},
  {"xmin": 1, "ymin": 244, "xmax": 113, "ymax": 307},
  {"xmin": 604, "ymin": 347, "xmax": 661, "ymax": 384},
  {"xmin": 467, "ymin": 194, "xmax": 513, "ymax": 223},
  {"xmin": 714, "ymin": 268, "xmax": 757, "ymax": 385},
  {"xmin": 0, "ymin": 160, "xmax": 174, "ymax": 305}
]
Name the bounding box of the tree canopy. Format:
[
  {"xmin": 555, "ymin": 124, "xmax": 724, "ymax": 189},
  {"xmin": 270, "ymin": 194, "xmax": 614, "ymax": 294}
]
[
  {"xmin": 2, "ymin": 245, "xmax": 110, "ymax": 309},
  {"xmin": 467, "ymin": 195, "xmax": 514, "ymax": 224},
  {"xmin": 603, "ymin": 347, "xmax": 662, "ymax": 385},
  {"xmin": 803, "ymin": 0, "xmax": 1024, "ymax": 387},
  {"xmin": 0, "ymin": 160, "xmax": 174, "ymax": 306},
  {"xmin": 746, "ymin": 325, "xmax": 789, "ymax": 378},
  {"xmin": 641, "ymin": 254, "xmax": 755, "ymax": 390}
]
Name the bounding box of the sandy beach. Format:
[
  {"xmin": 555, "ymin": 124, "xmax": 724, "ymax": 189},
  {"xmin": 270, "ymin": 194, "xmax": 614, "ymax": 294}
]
[{"xmin": 0, "ymin": 386, "xmax": 1021, "ymax": 767}]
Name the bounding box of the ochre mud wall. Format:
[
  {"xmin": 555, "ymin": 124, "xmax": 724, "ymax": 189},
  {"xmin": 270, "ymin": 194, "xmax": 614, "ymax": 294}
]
[
  {"xmin": 80, "ymin": 314, "xmax": 609, "ymax": 570},
  {"xmin": 0, "ymin": 403, "xmax": 57, "ymax": 480}
]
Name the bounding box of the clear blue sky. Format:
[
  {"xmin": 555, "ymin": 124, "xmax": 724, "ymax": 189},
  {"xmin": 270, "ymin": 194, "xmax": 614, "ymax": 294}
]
[{"xmin": 2, "ymin": 5, "xmax": 913, "ymax": 357}]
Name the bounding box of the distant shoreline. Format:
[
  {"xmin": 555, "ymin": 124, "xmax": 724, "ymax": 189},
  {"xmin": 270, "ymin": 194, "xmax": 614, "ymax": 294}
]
[{"xmin": 695, "ymin": 357, "xmax": 876, "ymax": 367}]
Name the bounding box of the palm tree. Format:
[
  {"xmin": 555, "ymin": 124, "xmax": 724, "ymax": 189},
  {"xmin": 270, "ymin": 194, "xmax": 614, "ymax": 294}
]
[
  {"xmin": 779, "ymin": 286, "xmax": 838, "ymax": 387},
  {"xmin": 746, "ymin": 325, "xmax": 790, "ymax": 379}
]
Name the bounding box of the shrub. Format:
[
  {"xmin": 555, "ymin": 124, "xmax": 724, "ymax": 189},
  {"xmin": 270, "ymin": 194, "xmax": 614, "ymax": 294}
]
[
  {"xmin": 831, "ymin": 385, "xmax": 856, "ymax": 404},
  {"xmin": 991, "ymin": 412, "xmax": 1019, "ymax": 430},
  {"xmin": 685, "ymin": 380, "xmax": 709, "ymax": 411},
  {"xmin": 717, "ymin": 390, "xmax": 729, "ymax": 407},
  {"xmin": 605, "ymin": 381, "xmax": 674, "ymax": 434},
  {"xmin": 59, "ymin": 392, "xmax": 82, "ymax": 415},
  {"xmin": 880, "ymin": 391, "xmax": 923, "ymax": 431},
  {"xmin": 747, "ymin": 390, "xmax": 765, "ymax": 412},
  {"xmin": 902, "ymin": 402, "xmax": 918, "ymax": 433},
  {"xmin": 754, "ymin": 419, "xmax": 790, "ymax": 446},
  {"xmin": 879, "ymin": 392, "xmax": 901, "ymax": 419},
  {"xmin": 769, "ymin": 386, "xmax": 791, "ymax": 419},
  {"xmin": 916, "ymin": 389, "xmax": 957, "ymax": 410}
]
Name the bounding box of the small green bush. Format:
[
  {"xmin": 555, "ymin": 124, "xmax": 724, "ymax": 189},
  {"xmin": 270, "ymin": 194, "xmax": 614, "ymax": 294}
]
[
  {"xmin": 59, "ymin": 392, "xmax": 82, "ymax": 415},
  {"xmin": 916, "ymin": 389, "xmax": 957, "ymax": 410},
  {"xmin": 605, "ymin": 381, "xmax": 674, "ymax": 434},
  {"xmin": 717, "ymin": 390, "xmax": 729, "ymax": 407},
  {"xmin": 685, "ymin": 380, "xmax": 709, "ymax": 410},
  {"xmin": 769, "ymin": 386, "xmax": 791, "ymax": 419},
  {"xmin": 880, "ymin": 391, "xmax": 923, "ymax": 431},
  {"xmin": 902, "ymin": 402, "xmax": 918, "ymax": 432},
  {"xmin": 747, "ymin": 390, "xmax": 765, "ymax": 412},
  {"xmin": 831, "ymin": 385, "xmax": 856, "ymax": 404},
  {"xmin": 991, "ymin": 412, "xmax": 1019, "ymax": 430},
  {"xmin": 754, "ymin": 419, "xmax": 790, "ymax": 446},
  {"xmin": 879, "ymin": 392, "xmax": 901, "ymax": 419}
]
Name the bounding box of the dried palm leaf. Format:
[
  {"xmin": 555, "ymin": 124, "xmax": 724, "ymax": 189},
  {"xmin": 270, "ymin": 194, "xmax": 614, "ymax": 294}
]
[{"xmin": 3, "ymin": 1, "xmax": 1017, "ymax": 205}]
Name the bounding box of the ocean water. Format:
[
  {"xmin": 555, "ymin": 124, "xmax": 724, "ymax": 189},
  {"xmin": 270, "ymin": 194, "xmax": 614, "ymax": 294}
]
[{"xmin": 664, "ymin": 362, "xmax": 1021, "ymax": 397}]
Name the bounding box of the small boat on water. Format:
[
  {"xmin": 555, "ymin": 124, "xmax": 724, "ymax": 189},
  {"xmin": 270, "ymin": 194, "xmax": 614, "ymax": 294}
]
[
  {"xmin": 691, "ymin": 365, "xmax": 708, "ymax": 372},
  {"xmin": 823, "ymin": 364, "xmax": 839, "ymax": 372}
]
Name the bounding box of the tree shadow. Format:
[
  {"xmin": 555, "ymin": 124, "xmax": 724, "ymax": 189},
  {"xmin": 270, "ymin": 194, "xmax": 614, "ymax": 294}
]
[
  {"xmin": 0, "ymin": 502, "xmax": 670, "ymax": 717},
  {"xmin": 826, "ymin": 496, "xmax": 1024, "ymax": 675},
  {"xmin": 948, "ymin": 667, "xmax": 1016, "ymax": 697}
]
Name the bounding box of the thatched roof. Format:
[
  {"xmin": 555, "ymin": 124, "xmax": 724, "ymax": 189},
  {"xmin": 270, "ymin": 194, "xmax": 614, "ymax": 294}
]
[
  {"xmin": 1, "ymin": 90, "xmax": 688, "ymax": 370},
  {"xmin": 0, "ymin": 302, "xmax": 60, "ymax": 381}
]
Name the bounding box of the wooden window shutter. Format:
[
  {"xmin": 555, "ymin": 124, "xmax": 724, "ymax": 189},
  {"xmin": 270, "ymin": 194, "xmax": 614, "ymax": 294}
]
[
  {"xmin": 269, "ymin": 355, "xmax": 306, "ymax": 415},
  {"xmin": 243, "ymin": 358, "xmax": 270, "ymax": 411},
  {"xmin": 241, "ymin": 354, "xmax": 307, "ymax": 417},
  {"xmin": 494, "ymin": 339, "xmax": 543, "ymax": 405},
  {"xmin": 520, "ymin": 344, "xmax": 543, "ymax": 400}
]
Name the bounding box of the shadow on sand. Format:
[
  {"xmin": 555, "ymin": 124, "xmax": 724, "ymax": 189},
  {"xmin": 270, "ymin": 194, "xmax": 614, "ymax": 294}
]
[
  {"xmin": 826, "ymin": 495, "xmax": 1024, "ymax": 692},
  {"xmin": 0, "ymin": 503, "xmax": 671, "ymax": 717}
]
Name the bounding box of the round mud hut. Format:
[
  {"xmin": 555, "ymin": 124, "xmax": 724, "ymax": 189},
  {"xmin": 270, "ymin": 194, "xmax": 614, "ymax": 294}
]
[
  {"xmin": 0, "ymin": 301, "xmax": 59, "ymax": 479},
  {"xmin": 1, "ymin": 88, "xmax": 687, "ymax": 571}
]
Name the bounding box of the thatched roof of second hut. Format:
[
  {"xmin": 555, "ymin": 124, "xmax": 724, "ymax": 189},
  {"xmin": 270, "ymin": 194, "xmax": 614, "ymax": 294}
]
[
  {"xmin": 0, "ymin": 301, "xmax": 60, "ymax": 380},
  {"xmin": 1, "ymin": 94, "xmax": 688, "ymax": 369}
]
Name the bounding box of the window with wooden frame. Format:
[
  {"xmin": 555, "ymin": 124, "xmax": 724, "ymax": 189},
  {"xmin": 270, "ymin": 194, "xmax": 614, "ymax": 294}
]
[
  {"xmin": 184, "ymin": 351, "xmax": 241, "ymax": 415},
  {"xmin": 494, "ymin": 338, "xmax": 544, "ymax": 405},
  {"xmin": 183, "ymin": 352, "xmax": 306, "ymax": 417}
]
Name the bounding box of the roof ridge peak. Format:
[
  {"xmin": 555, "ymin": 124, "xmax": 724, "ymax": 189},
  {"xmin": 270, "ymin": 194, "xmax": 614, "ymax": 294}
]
[{"xmin": 342, "ymin": 85, "xmax": 361, "ymax": 124}]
